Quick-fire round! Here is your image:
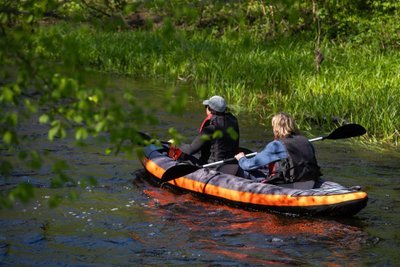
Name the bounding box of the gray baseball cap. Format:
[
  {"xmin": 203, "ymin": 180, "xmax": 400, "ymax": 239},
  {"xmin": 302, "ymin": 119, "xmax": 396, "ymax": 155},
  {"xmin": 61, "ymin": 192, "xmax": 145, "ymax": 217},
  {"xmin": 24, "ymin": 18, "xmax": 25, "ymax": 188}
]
[{"xmin": 202, "ymin": 95, "xmax": 227, "ymax": 112}]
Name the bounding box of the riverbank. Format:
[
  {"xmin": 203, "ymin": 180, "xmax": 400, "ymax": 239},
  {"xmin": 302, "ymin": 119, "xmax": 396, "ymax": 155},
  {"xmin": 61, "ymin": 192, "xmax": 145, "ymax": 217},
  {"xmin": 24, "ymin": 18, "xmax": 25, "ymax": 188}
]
[{"xmin": 40, "ymin": 23, "xmax": 399, "ymax": 146}]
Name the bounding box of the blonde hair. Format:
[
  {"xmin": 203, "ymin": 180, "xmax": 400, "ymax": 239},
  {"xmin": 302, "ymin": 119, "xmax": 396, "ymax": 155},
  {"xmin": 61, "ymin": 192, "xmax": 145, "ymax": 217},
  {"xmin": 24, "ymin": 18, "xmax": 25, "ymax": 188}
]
[{"xmin": 271, "ymin": 112, "xmax": 299, "ymax": 139}]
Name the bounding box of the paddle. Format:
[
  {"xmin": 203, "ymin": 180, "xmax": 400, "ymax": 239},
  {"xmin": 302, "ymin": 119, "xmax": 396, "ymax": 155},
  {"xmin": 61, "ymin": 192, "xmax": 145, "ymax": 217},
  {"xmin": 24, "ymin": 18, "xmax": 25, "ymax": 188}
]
[
  {"xmin": 308, "ymin": 123, "xmax": 366, "ymax": 142},
  {"xmin": 160, "ymin": 123, "xmax": 366, "ymax": 182}
]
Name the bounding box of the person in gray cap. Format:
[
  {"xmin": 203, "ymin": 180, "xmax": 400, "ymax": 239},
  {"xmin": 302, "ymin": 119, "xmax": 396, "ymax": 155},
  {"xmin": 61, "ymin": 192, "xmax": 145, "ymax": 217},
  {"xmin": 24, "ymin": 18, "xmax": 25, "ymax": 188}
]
[
  {"xmin": 174, "ymin": 95, "xmax": 240, "ymax": 175},
  {"xmin": 202, "ymin": 95, "xmax": 227, "ymax": 113}
]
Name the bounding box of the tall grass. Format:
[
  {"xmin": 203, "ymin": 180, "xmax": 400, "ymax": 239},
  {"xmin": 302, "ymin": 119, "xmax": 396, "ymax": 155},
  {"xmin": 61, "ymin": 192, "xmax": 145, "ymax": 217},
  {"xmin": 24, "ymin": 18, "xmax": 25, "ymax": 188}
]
[{"xmin": 41, "ymin": 24, "xmax": 399, "ymax": 146}]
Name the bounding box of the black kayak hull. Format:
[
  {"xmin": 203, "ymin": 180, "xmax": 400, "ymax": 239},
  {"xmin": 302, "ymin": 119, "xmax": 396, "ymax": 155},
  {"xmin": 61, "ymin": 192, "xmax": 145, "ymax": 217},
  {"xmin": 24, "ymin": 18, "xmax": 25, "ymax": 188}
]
[{"xmin": 140, "ymin": 145, "xmax": 368, "ymax": 217}]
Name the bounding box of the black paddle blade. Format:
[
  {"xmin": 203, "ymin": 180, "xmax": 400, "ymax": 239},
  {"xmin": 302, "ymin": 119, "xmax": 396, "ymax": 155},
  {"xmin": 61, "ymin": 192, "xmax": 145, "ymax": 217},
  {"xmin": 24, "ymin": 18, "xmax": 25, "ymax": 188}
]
[
  {"xmin": 326, "ymin": 124, "xmax": 366, "ymax": 140},
  {"xmin": 138, "ymin": 131, "xmax": 152, "ymax": 141},
  {"xmin": 161, "ymin": 164, "xmax": 200, "ymax": 182}
]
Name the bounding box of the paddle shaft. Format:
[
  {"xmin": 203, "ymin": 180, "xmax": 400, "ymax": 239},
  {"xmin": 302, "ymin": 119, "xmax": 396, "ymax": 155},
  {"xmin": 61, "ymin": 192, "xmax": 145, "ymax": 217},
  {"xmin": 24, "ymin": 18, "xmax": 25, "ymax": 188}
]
[
  {"xmin": 200, "ymin": 123, "xmax": 366, "ymax": 168},
  {"xmin": 202, "ymin": 152, "xmax": 257, "ymax": 168},
  {"xmin": 308, "ymin": 136, "xmax": 324, "ymax": 142}
]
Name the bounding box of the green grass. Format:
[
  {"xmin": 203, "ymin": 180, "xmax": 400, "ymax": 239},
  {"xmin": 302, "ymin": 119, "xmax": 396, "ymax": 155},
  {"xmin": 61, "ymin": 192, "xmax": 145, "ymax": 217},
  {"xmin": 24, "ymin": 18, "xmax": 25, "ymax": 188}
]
[{"xmin": 40, "ymin": 24, "xmax": 400, "ymax": 146}]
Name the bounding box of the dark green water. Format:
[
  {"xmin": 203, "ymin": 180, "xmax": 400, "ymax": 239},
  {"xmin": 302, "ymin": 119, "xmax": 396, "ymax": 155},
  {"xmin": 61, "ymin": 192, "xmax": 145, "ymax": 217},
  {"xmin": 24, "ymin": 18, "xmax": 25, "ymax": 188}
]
[{"xmin": 1, "ymin": 77, "xmax": 399, "ymax": 266}]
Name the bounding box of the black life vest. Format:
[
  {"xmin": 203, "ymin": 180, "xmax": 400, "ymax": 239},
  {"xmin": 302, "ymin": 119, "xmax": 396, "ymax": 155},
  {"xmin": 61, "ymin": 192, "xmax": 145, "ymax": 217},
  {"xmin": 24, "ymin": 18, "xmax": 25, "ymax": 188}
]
[
  {"xmin": 206, "ymin": 112, "xmax": 240, "ymax": 162},
  {"xmin": 268, "ymin": 135, "xmax": 322, "ymax": 183}
]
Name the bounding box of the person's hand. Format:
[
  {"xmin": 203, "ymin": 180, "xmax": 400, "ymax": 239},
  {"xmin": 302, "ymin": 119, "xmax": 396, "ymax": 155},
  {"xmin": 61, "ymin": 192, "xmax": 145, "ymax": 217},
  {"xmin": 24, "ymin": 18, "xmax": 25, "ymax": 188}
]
[
  {"xmin": 235, "ymin": 152, "xmax": 245, "ymax": 161},
  {"xmin": 168, "ymin": 139, "xmax": 176, "ymax": 147}
]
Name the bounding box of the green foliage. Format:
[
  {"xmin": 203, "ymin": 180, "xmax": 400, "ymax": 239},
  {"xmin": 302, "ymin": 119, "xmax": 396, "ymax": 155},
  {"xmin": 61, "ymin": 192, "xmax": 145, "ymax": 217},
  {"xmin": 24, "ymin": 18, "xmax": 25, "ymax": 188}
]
[
  {"xmin": 212, "ymin": 130, "xmax": 223, "ymax": 140},
  {"xmin": 120, "ymin": 0, "xmax": 399, "ymax": 50},
  {"xmin": 227, "ymin": 127, "xmax": 239, "ymax": 142},
  {"xmin": 315, "ymin": 0, "xmax": 400, "ymax": 49},
  {"xmin": 1, "ymin": 182, "xmax": 34, "ymax": 208},
  {"xmin": 0, "ymin": 0, "xmax": 160, "ymax": 208}
]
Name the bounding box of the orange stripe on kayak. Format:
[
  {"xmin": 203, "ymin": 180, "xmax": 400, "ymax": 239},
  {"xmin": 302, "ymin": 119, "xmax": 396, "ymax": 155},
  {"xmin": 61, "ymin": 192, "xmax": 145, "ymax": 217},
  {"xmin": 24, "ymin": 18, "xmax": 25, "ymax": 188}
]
[
  {"xmin": 176, "ymin": 178, "xmax": 367, "ymax": 207},
  {"xmin": 144, "ymin": 158, "xmax": 166, "ymax": 178},
  {"xmin": 144, "ymin": 158, "xmax": 367, "ymax": 207}
]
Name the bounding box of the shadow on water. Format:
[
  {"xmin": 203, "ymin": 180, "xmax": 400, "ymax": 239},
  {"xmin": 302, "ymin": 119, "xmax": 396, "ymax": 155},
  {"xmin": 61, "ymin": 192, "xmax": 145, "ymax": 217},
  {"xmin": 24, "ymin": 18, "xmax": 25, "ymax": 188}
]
[{"xmin": 1, "ymin": 75, "xmax": 399, "ymax": 266}]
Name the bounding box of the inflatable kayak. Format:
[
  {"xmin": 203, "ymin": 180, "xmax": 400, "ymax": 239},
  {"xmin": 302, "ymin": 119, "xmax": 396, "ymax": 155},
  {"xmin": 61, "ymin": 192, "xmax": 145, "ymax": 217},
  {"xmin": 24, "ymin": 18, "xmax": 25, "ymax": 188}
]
[{"xmin": 139, "ymin": 144, "xmax": 368, "ymax": 217}]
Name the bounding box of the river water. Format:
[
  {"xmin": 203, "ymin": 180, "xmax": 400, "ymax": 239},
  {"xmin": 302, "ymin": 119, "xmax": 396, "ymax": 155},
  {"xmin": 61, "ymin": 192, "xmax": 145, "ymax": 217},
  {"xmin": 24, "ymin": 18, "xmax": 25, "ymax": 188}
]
[{"xmin": 1, "ymin": 77, "xmax": 399, "ymax": 266}]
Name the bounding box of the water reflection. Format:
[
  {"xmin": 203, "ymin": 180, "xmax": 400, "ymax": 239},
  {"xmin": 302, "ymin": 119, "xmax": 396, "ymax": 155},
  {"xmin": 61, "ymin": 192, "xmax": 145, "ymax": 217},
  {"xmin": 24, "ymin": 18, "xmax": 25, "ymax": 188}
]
[{"xmin": 139, "ymin": 174, "xmax": 368, "ymax": 266}]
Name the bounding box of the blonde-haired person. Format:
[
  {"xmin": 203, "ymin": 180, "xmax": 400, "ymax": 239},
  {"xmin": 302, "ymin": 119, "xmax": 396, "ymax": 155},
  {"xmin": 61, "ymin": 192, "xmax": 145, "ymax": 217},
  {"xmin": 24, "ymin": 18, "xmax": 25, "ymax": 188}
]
[
  {"xmin": 272, "ymin": 112, "xmax": 299, "ymax": 138},
  {"xmin": 235, "ymin": 112, "xmax": 321, "ymax": 189}
]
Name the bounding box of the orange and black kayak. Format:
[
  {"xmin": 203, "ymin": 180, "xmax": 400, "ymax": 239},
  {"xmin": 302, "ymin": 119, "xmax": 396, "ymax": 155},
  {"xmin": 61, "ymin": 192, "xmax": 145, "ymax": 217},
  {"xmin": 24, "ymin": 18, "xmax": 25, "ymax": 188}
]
[{"xmin": 140, "ymin": 145, "xmax": 368, "ymax": 217}]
